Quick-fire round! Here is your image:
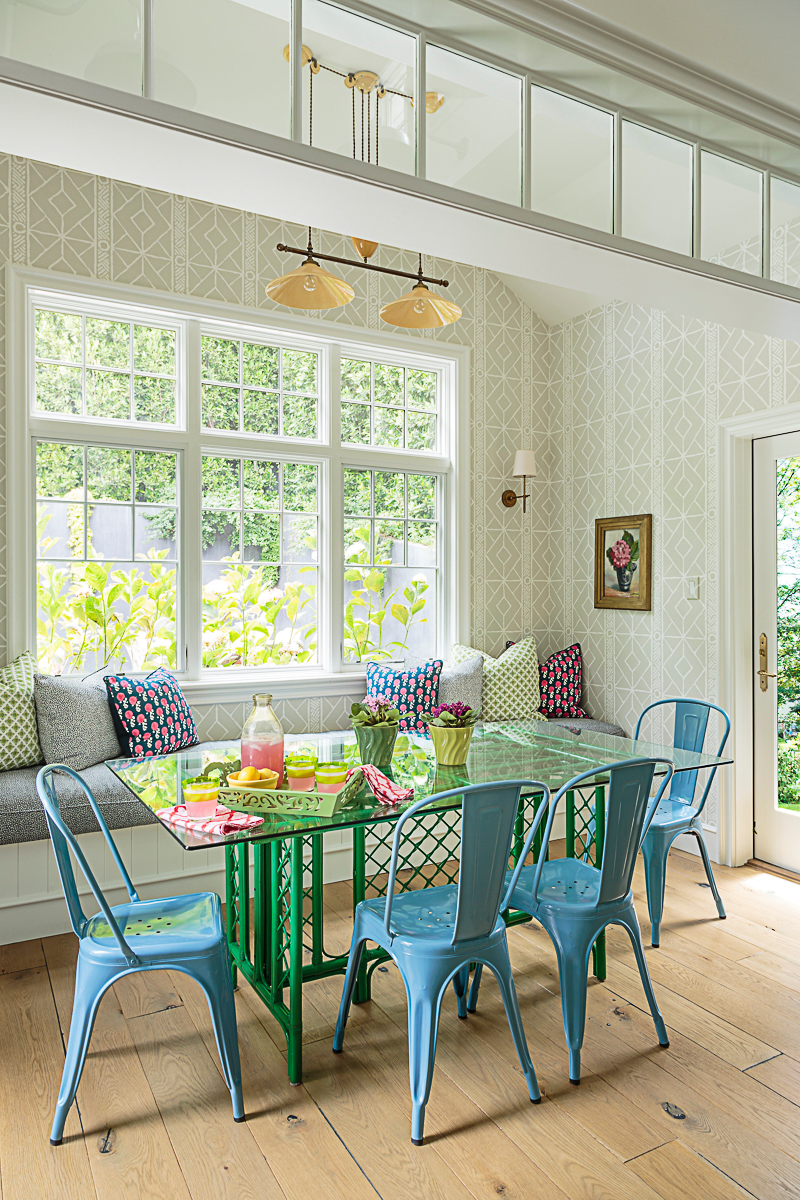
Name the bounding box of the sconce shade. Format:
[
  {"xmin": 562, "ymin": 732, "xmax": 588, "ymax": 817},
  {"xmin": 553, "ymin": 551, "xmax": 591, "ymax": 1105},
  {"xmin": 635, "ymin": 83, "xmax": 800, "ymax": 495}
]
[
  {"xmin": 512, "ymin": 449, "xmax": 537, "ymax": 478},
  {"xmin": 351, "ymin": 237, "xmax": 379, "ymax": 260},
  {"xmin": 265, "ymin": 257, "xmax": 354, "ymax": 310},
  {"xmin": 380, "ymin": 282, "xmax": 462, "ymax": 329}
]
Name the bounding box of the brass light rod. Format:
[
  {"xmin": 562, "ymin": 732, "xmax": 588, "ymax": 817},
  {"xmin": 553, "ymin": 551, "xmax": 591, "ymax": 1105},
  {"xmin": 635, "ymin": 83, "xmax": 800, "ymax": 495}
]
[{"xmin": 275, "ymin": 242, "xmax": 450, "ymax": 287}]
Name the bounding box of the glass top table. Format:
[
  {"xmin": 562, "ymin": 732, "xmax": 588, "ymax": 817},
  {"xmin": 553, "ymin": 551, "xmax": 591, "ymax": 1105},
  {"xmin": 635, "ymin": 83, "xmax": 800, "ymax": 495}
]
[
  {"xmin": 107, "ymin": 719, "xmax": 732, "ymax": 1084},
  {"xmin": 107, "ymin": 719, "xmax": 732, "ymax": 851}
]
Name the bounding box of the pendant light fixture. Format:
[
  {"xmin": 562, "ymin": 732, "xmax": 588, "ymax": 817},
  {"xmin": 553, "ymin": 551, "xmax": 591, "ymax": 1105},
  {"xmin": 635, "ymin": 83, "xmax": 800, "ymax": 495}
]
[
  {"xmin": 351, "ymin": 237, "xmax": 379, "ymax": 261},
  {"xmin": 381, "ymin": 255, "xmax": 462, "ymax": 329},
  {"xmin": 265, "ymin": 229, "xmax": 354, "ymax": 310}
]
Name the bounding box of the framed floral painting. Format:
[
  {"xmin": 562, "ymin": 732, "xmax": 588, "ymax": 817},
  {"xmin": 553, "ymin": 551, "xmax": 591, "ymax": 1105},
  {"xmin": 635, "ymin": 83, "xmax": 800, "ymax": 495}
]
[{"xmin": 594, "ymin": 514, "xmax": 652, "ymax": 610}]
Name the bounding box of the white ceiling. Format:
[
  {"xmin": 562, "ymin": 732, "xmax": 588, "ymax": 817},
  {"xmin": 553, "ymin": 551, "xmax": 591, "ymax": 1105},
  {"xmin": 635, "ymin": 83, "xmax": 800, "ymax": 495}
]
[
  {"xmin": 495, "ymin": 273, "xmax": 606, "ymax": 325},
  {"xmin": 571, "ymin": 0, "xmax": 800, "ymax": 112}
]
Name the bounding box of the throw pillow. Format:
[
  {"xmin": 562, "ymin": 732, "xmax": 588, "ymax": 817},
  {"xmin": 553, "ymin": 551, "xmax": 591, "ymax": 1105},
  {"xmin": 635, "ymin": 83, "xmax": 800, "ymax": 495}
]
[
  {"xmin": 105, "ymin": 668, "xmax": 198, "ymax": 758},
  {"xmin": 538, "ymin": 643, "xmax": 588, "ymax": 718},
  {"xmin": 34, "ymin": 673, "xmax": 122, "ymax": 770},
  {"xmin": 0, "ymin": 651, "xmax": 44, "ymax": 771},
  {"xmin": 451, "ymin": 638, "xmax": 546, "ymax": 722},
  {"xmin": 404, "ymin": 653, "xmax": 483, "ymax": 714},
  {"xmin": 366, "ymin": 659, "xmax": 443, "ymax": 731}
]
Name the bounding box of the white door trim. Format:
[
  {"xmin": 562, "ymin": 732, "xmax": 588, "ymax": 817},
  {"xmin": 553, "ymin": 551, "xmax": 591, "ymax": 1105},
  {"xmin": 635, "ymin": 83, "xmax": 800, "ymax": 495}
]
[{"xmin": 718, "ymin": 400, "xmax": 800, "ymax": 865}]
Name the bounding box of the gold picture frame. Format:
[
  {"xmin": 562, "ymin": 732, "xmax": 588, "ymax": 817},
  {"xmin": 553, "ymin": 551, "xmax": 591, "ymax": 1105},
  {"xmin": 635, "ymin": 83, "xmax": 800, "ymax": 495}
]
[{"xmin": 594, "ymin": 514, "xmax": 652, "ymax": 610}]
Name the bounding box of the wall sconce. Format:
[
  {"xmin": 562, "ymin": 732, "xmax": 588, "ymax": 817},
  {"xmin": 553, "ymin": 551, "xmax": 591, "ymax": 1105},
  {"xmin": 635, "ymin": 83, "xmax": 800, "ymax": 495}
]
[{"xmin": 501, "ymin": 450, "xmax": 537, "ymax": 513}]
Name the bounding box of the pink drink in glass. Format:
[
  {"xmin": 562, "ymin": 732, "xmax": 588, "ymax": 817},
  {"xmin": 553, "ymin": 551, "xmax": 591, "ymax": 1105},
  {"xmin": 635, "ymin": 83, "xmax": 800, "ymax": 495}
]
[{"xmin": 241, "ymin": 735, "xmax": 284, "ymax": 778}]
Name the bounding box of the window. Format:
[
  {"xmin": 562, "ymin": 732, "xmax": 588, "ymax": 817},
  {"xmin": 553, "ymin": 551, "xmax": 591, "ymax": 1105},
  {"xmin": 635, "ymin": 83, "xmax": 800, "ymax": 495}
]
[
  {"xmin": 341, "ymin": 357, "xmax": 436, "ymax": 450},
  {"xmin": 701, "ymin": 151, "xmax": 763, "ymax": 275},
  {"xmin": 531, "ymin": 87, "xmax": 613, "ymax": 233},
  {"xmin": 20, "ymin": 284, "xmax": 461, "ymax": 684},
  {"xmin": 621, "ymin": 122, "xmax": 693, "ymax": 256},
  {"xmin": 201, "ymin": 334, "xmax": 319, "ymax": 439}
]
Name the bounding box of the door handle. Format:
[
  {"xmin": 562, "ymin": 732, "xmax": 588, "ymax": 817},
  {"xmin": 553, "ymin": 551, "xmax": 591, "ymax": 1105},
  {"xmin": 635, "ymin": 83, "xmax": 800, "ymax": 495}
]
[{"xmin": 759, "ymin": 632, "xmax": 777, "ymax": 692}]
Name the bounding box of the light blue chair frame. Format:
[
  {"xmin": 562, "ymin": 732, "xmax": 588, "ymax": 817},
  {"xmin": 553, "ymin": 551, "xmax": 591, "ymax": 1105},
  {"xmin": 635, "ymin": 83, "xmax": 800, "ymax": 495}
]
[
  {"xmin": 634, "ymin": 699, "xmax": 731, "ymax": 947},
  {"xmin": 37, "ymin": 765, "xmax": 244, "ymax": 1145},
  {"xmin": 468, "ymin": 758, "xmax": 674, "ymax": 1083},
  {"xmin": 332, "ymin": 779, "xmax": 550, "ymax": 1145}
]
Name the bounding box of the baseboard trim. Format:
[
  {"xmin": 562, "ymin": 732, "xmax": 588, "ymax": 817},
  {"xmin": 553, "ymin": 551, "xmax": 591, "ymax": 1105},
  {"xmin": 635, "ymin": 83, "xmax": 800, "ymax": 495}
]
[{"xmin": 746, "ymin": 858, "xmax": 800, "ymax": 885}]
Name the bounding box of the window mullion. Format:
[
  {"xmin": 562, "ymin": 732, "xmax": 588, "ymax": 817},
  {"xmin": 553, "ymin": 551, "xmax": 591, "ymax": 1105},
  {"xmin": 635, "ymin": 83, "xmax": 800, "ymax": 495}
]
[
  {"xmin": 183, "ymin": 318, "xmax": 203, "ymax": 679},
  {"xmin": 327, "ymin": 345, "xmax": 344, "ymax": 672}
]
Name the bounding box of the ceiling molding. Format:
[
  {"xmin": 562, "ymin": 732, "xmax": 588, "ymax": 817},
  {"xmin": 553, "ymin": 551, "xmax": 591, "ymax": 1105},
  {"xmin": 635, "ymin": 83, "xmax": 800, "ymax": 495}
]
[{"xmin": 453, "ymin": 0, "xmax": 800, "ymax": 151}]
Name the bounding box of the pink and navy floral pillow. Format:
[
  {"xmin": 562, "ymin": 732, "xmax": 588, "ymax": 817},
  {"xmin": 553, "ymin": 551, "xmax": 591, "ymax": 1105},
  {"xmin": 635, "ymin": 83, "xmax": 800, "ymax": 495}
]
[
  {"xmin": 105, "ymin": 668, "xmax": 198, "ymax": 758},
  {"xmin": 538, "ymin": 643, "xmax": 587, "ymax": 718},
  {"xmin": 366, "ymin": 660, "xmax": 443, "ymax": 731}
]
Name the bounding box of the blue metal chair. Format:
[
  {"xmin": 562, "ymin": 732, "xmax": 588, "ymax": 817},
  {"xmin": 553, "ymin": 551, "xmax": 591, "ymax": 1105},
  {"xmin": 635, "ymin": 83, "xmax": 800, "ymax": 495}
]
[
  {"xmin": 37, "ymin": 765, "xmax": 244, "ymax": 1145},
  {"xmin": 634, "ymin": 700, "xmax": 731, "ymax": 947},
  {"xmin": 332, "ymin": 779, "xmax": 550, "ymax": 1145},
  {"xmin": 467, "ymin": 758, "xmax": 674, "ymax": 1084}
]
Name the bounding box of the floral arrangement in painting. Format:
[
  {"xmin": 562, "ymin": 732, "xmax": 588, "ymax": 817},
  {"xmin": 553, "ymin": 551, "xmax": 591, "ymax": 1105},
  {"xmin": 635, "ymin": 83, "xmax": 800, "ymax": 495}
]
[
  {"xmin": 607, "ymin": 534, "xmax": 637, "ymax": 573},
  {"xmin": 350, "ymin": 695, "xmax": 401, "ymax": 727},
  {"xmin": 422, "ymin": 701, "xmax": 481, "ymax": 728}
]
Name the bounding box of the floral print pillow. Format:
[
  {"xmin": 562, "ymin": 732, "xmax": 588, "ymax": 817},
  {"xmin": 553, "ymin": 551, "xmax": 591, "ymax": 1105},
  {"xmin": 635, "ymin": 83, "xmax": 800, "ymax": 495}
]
[
  {"xmin": 538, "ymin": 643, "xmax": 587, "ymax": 718},
  {"xmin": 105, "ymin": 668, "xmax": 198, "ymax": 758},
  {"xmin": 366, "ymin": 660, "xmax": 443, "ymax": 731}
]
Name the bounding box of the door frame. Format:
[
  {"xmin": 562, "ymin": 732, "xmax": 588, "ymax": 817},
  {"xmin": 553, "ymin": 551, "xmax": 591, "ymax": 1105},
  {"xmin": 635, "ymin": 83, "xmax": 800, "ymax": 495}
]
[{"xmin": 719, "ymin": 400, "xmax": 800, "ymax": 865}]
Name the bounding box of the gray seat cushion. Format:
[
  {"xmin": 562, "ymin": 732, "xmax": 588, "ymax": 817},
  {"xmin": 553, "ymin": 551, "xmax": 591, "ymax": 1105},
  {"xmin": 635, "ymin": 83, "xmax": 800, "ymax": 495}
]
[
  {"xmin": 547, "ymin": 717, "xmax": 627, "ymax": 738},
  {"xmin": 0, "ymin": 740, "xmax": 237, "ymax": 845}
]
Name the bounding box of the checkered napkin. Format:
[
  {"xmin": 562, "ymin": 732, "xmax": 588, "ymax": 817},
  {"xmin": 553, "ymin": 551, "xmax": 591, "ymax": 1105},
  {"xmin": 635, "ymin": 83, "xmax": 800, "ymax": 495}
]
[
  {"xmin": 348, "ymin": 764, "xmax": 413, "ymax": 806},
  {"xmin": 157, "ymin": 803, "xmax": 264, "ymax": 835}
]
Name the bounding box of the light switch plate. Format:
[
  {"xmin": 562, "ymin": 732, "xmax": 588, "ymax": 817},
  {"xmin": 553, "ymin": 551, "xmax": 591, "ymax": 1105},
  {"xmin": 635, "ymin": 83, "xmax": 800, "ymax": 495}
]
[{"xmin": 686, "ymin": 577, "xmax": 700, "ymax": 600}]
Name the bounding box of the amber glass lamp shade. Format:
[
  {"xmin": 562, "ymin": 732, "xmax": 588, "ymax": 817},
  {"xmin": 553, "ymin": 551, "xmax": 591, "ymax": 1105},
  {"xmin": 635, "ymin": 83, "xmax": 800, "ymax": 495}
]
[
  {"xmin": 351, "ymin": 237, "xmax": 379, "ymax": 260},
  {"xmin": 265, "ymin": 257, "xmax": 354, "ymax": 310},
  {"xmin": 380, "ymin": 282, "xmax": 462, "ymax": 329}
]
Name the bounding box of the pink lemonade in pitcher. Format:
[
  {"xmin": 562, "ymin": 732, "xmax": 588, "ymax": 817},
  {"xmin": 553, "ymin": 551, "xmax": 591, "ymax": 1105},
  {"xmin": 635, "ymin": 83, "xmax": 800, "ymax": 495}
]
[{"xmin": 240, "ymin": 694, "xmax": 285, "ymax": 779}]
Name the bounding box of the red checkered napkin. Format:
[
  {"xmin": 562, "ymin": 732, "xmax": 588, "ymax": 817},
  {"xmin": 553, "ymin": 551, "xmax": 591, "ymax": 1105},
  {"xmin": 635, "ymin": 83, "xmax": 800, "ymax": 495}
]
[
  {"xmin": 348, "ymin": 764, "xmax": 414, "ymax": 806},
  {"xmin": 157, "ymin": 803, "xmax": 264, "ymax": 835}
]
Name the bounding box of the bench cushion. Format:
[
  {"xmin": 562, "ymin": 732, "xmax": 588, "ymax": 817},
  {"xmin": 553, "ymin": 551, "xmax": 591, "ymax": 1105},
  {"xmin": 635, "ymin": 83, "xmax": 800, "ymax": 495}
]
[{"xmin": 0, "ymin": 740, "xmax": 237, "ymax": 845}]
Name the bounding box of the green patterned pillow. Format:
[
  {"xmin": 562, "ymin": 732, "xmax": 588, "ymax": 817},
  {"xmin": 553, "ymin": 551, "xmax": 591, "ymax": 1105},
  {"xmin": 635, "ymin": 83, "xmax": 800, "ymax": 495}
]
[
  {"xmin": 451, "ymin": 638, "xmax": 546, "ymax": 723},
  {"xmin": 0, "ymin": 652, "xmax": 44, "ymax": 771}
]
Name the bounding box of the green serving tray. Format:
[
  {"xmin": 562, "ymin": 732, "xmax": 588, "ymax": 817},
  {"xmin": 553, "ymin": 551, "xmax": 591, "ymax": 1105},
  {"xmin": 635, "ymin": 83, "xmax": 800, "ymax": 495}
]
[{"xmin": 221, "ymin": 768, "xmax": 364, "ymax": 819}]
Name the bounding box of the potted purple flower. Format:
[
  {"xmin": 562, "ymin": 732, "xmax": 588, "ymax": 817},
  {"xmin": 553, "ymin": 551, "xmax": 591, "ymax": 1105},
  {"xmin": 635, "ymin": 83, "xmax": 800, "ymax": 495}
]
[
  {"xmin": 350, "ymin": 694, "xmax": 401, "ymax": 767},
  {"xmin": 421, "ymin": 701, "xmax": 480, "ymax": 765}
]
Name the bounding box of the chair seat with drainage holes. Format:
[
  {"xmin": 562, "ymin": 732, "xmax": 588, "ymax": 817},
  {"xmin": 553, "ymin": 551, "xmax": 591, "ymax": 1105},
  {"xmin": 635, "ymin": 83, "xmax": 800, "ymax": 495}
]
[
  {"xmin": 648, "ymin": 797, "xmax": 701, "ymax": 833},
  {"xmin": 510, "ymin": 858, "xmax": 601, "ymax": 911},
  {"xmin": 83, "ymin": 892, "xmax": 224, "ymax": 961},
  {"xmin": 358, "ymin": 885, "xmax": 507, "ymax": 947}
]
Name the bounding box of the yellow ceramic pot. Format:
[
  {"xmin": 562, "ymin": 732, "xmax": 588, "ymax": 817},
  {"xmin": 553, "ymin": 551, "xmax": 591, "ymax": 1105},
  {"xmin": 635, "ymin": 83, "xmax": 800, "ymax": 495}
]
[{"xmin": 428, "ymin": 723, "xmax": 473, "ymax": 766}]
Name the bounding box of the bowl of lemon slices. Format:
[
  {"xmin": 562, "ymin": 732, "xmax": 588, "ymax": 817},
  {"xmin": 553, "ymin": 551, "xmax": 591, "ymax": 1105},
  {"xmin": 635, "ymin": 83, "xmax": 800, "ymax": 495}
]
[{"xmin": 226, "ymin": 766, "xmax": 280, "ymax": 791}]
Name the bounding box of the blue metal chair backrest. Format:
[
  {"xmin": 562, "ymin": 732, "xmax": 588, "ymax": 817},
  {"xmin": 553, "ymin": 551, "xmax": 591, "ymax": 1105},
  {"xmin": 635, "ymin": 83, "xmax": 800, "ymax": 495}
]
[
  {"xmin": 383, "ymin": 779, "xmax": 550, "ymax": 945},
  {"xmin": 529, "ymin": 758, "xmax": 675, "ymax": 908},
  {"xmin": 634, "ymin": 699, "xmax": 730, "ymax": 815},
  {"xmin": 36, "ymin": 765, "xmax": 142, "ymax": 965}
]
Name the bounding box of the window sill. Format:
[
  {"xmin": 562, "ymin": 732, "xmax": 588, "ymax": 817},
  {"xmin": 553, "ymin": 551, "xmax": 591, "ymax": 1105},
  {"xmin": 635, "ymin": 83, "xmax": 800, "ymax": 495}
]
[{"xmin": 179, "ymin": 671, "xmax": 367, "ymax": 707}]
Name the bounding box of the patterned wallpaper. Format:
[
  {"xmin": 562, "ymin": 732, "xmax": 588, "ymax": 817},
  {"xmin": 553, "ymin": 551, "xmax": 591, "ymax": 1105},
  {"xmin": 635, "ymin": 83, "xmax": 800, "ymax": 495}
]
[
  {"xmin": 547, "ymin": 301, "xmax": 800, "ymax": 829},
  {"xmin": 0, "ymin": 154, "xmax": 557, "ymax": 738}
]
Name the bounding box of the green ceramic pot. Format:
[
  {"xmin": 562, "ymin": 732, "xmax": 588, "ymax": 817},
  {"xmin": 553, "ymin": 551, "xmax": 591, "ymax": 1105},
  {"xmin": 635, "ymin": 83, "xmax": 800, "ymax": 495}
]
[
  {"xmin": 429, "ymin": 723, "xmax": 473, "ymax": 766},
  {"xmin": 353, "ymin": 721, "xmax": 399, "ymax": 767}
]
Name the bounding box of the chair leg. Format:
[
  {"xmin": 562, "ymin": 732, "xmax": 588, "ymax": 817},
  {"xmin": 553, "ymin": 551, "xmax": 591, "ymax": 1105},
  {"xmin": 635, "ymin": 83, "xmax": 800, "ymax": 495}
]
[
  {"xmin": 481, "ymin": 942, "xmax": 540, "ymax": 1103},
  {"xmin": 405, "ymin": 971, "xmax": 447, "ymax": 1145},
  {"xmin": 693, "ymin": 830, "xmax": 726, "ymax": 919},
  {"xmin": 616, "ymin": 911, "xmax": 669, "ymax": 1047},
  {"xmin": 190, "ymin": 951, "xmax": 245, "ymax": 1122},
  {"xmin": 452, "ymin": 964, "xmax": 469, "ymax": 1018},
  {"xmin": 466, "ymin": 961, "xmax": 483, "ymax": 1013},
  {"xmin": 333, "ymin": 930, "xmax": 367, "ymax": 1053},
  {"xmin": 551, "ymin": 932, "xmax": 594, "ymax": 1085},
  {"xmin": 640, "ymin": 827, "xmax": 671, "ymax": 948},
  {"xmin": 50, "ymin": 958, "xmax": 111, "ymax": 1145}
]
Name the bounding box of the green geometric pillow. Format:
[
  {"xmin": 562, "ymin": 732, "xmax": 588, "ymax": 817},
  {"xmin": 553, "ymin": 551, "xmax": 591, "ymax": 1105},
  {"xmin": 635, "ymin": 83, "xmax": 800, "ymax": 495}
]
[
  {"xmin": 0, "ymin": 652, "xmax": 44, "ymax": 771},
  {"xmin": 451, "ymin": 637, "xmax": 546, "ymax": 723}
]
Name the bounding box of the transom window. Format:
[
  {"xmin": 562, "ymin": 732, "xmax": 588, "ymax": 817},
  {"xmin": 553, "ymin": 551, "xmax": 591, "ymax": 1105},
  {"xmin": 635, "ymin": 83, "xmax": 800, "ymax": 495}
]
[{"xmin": 22, "ymin": 287, "xmax": 458, "ymax": 682}]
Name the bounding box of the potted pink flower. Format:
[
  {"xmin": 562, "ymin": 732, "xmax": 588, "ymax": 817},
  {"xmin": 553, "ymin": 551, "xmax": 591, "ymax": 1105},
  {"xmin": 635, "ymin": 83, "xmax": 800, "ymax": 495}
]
[
  {"xmin": 350, "ymin": 694, "xmax": 401, "ymax": 766},
  {"xmin": 421, "ymin": 701, "xmax": 481, "ymax": 765}
]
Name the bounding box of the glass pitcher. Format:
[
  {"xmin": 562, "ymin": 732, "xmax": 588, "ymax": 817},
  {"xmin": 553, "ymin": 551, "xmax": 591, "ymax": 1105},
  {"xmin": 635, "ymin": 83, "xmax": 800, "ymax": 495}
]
[{"xmin": 240, "ymin": 694, "xmax": 284, "ymax": 779}]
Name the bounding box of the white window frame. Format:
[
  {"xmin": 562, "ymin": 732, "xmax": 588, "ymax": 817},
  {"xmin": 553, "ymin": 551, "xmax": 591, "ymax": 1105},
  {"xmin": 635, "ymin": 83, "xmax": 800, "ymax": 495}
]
[{"xmin": 7, "ymin": 265, "xmax": 470, "ymax": 704}]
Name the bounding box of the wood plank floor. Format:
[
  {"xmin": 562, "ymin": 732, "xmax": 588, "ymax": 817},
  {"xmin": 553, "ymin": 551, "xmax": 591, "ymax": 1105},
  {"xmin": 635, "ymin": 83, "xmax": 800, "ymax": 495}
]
[{"xmin": 2, "ymin": 848, "xmax": 799, "ymax": 1200}]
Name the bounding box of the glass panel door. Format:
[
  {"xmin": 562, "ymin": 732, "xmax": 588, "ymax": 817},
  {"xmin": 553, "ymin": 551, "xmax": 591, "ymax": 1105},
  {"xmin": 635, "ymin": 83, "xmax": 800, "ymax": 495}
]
[{"xmin": 753, "ymin": 431, "xmax": 800, "ymax": 869}]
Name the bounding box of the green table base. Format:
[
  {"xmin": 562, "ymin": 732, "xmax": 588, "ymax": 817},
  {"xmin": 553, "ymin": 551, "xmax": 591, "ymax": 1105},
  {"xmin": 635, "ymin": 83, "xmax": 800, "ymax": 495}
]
[{"xmin": 224, "ymin": 783, "xmax": 606, "ymax": 1084}]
